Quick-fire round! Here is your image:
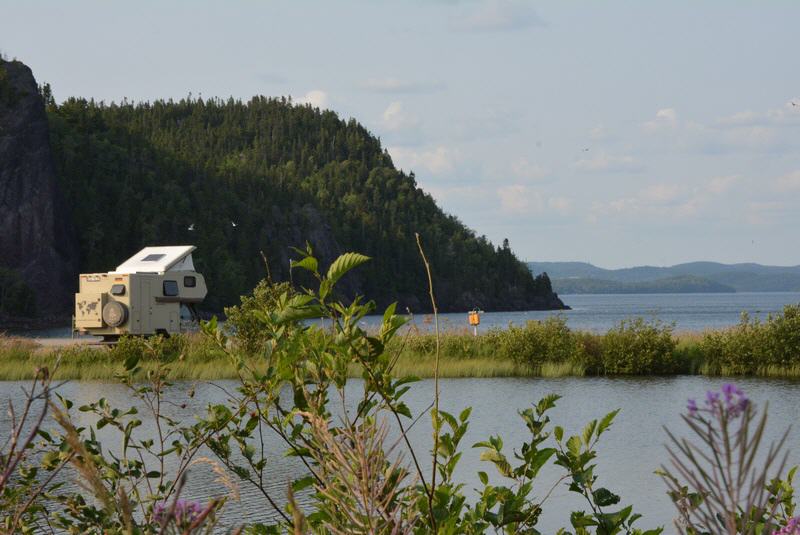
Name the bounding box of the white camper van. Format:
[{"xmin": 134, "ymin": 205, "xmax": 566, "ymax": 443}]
[{"xmin": 74, "ymin": 246, "xmax": 207, "ymax": 342}]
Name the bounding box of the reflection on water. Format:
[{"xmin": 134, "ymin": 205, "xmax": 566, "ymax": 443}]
[{"xmin": 2, "ymin": 377, "xmax": 799, "ymax": 532}]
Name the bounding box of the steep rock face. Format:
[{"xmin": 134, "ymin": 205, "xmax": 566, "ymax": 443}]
[
  {"xmin": 263, "ymin": 203, "xmax": 364, "ymax": 299},
  {"xmin": 0, "ymin": 59, "xmax": 77, "ymax": 317}
]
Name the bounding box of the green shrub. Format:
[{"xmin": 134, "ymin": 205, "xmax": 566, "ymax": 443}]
[
  {"xmin": 109, "ymin": 333, "xmax": 187, "ymax": 364},
  {"xmin": 576, "ymin": 331, "xmax": 604, "ymax": 373},
  {"xmin": 600, "ymin": 318, "xmax": 678, "ymax": 374},
  {"xmin": 488, "ymin": 316, "xmax": 584, "ymax": 370},
  {"xmin": 700, "ymin": 305, "xmax": 800, "ymax": 374},
  {"xmin": 223, "ymin": 279, "xmax": 293, "ymax": 355},
  {"xmin": 758, "ymin": 304, "xmax": 800, "ymax": 368}
]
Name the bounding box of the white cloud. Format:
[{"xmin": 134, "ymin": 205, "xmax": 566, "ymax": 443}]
[
  {"xmin": 388, "ymin": 145, "xmax": 459, "ymax": 175},
  {"xmin": 295, "ymin": 89, "xmax": 329, "ymax": 109},
  {"xmin": 362, "ymin": 77, "xmax": 443, "ymax": 94},
  {"xmin": 642, "ymin": 100, "xmax": 800, "ymax": 155},
  {"xmin": 745, "ymin": 201, "xmax": 786, "ymax": 226},
  {"xmin": 590, "ymin": 176, "xmax": 738, "ymax": 220},
  {"xmin": 640, "ymin": 183, "xmax": 684, "ymax": 204},
  {"xmin": 573, "ymin": 152, "xmax": 643, "ymax": 173},
  {"xmin": 716, "ymin": 99, "xmax": 800, "ymax": 128},
  {"xmin": 707, "ymin": 175, "xmax": 737, "ymax": 194},
  {"xmin": 775, "ymin": 170, "xmax": 800, "ymax": 192},
  {"xmin": 454, "ymin": 0, "xmax": 545, "ymax": 32},
  {"xmin": 381, "ymin": 101, "xmax": 419, "ymax": 131},
  {"xmin": 643, "ymin": 108, "xmax": 678, "ymax": 131},
  {"xmin": 548, "ymin": 196, "xmax": 572, "ymax": 215},
  {"xmin": 495, "ymin": 186, "xmax": 570, "ymax": 216},
  {"xmin": 588, "ymin": 125, "xmax": 609, "ymax": 140},
  {"xmin": 497, "ymin": 184, "xmax": 543, "ymax": 214},
  {"xmin": 511, "ymin": 158, "xmax": 547, "ymax": 180}
]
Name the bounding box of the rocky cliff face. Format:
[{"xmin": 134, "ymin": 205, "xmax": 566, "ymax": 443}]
[{"xmin": 0, "ymin": 59, "xmax": 78, "ymax": 318}]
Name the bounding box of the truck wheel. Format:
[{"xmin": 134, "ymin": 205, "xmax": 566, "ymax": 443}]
[{"xmin": 102, "ymin": 301, "xmax": 128, "ymax": 327}]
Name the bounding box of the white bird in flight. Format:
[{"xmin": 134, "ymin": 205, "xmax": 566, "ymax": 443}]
[
  {"xmin": 231, "ymin": 221, "xmax": 238, "ymax": 228},
  {"xmin": 187, "ymin": 223, "xmax": 195, "ymax": 231}
]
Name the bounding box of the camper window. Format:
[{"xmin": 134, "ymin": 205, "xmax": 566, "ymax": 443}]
[
  {"xmin": 163, "ymin": 280, "xmax": 179, "ymax": 297},
  {"xmin": 110, "ymin": 284, "xmax": 126, "ymax": 296},
  {"xmin": 184, "ymin": 276, "xmax": 196, "ymax": 288}
]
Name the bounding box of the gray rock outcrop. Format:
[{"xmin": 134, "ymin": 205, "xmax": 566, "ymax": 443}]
[{"xmin": 0, "ymin": 59, "xmax": 78, "ymax": 317}]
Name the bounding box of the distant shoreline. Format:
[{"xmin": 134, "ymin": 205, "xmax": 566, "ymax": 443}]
[{"xmin": 531, "ymin": 261, "xmax": 800, "ymax": 294}]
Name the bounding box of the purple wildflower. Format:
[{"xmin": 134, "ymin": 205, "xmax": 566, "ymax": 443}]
[
  {"xmin": 689, "ymin": 385, "xmax": 749, "ymax": 419},
  {"xmin": 153, "ymin": 501, "xmax": 167, "ymax": 522},
  {"xmin": 773, "ymin": 516, "xmax": 800, "ymax": 535},
  {"xmin": 153, "ymin": 498, "xmax": 206, "ymax": 527}
]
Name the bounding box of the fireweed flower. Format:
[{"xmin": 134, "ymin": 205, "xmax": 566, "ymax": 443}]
[
  {"xmin": 773, "ymin": 516, "xmax": 800, "ymax": 535},
  {"xmin": 153, "ymin": 501, "xmax": 167, "ymax": 521},
  {"xmin": 687, "ymin": 384, "xmax": 749, "ymax": 419},
  {"xmin": 153, "ymin": 499, "xmax": 206, "ymax": 526}
]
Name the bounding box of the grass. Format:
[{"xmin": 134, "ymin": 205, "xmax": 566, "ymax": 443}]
[{"xmin": 0, "ymin": 334, "xmax": 237, "ymax": 381}]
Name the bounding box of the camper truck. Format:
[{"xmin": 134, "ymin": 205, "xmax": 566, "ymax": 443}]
[{"xmin": 74, "ymin": 246, "xmax": 207, "ymax": 341}]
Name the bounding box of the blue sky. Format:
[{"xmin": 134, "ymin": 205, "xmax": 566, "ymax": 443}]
[{"xmin": 3, "ymin": 0, "xmax": 799, "ymax": 267}]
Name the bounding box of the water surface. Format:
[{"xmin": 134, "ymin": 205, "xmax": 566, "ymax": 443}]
[{"xmin": 2, "ymin": 377, "xmax": 798, "ymax": 532}]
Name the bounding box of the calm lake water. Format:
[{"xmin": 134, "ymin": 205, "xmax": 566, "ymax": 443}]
[
  {"xmin": 2, "ymin": 377, "xmax": 799, "ymax": 532},
  {"xmin": 13, "ymin": 291, "xmax": 800, "ymax": 340},
  {"xmin": 403, "ymin": 292, "xmax": 800, "ymax": 333}
]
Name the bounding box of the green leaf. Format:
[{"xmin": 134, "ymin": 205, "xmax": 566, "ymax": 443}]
[
  {"xmin": 597, "ymin": 409, "xmax": 620, "ymax": 435},
  {"xmin": 478, "ymin": 471, "xmax": 489, "ymax": 485},
  {"xmin": 383, "ymin": 302, "xmax": 397, "ymax": 323},
  {"xmin": 582, "ymin": 420, "xmax": 597, "ymax": 445},
  {"xmin": 123, "ymin": 354, "xmax": 140, "ymax": 372},
  {"xmin": 459, "ymin": 407, "xmax": 472, "ymax": 423},
  {"xmin": 292, "ymin": 476, "xmax": 315, "ymax": 492},
  {"xmin": 326, "ymin": 252, "xmax": 370, "ymax": 285},
  {"xmin": 598, "ymin": 505, "xmax": 633, "ymax": 528},
  {"xmin": 395, "ymin": 402, "xmax": 412, "ymax": 419},
  {"xmin": 570, "ymin": 511, "xmax": 598, "ymax": 528},
  {"xmin": 528, "ymin": 447, "xmax": 557, "ymax": 476},
  {"xmin": 291, "ymin": 256, "xmax": 318, "ymax": 274},
  {"xmin": 479, "ymin": 450, "xmax": 513, "ymax": 477},
  {"xmin": 567, "ymin": 435, "xmax": 582, "ymax": 457},
  {"xmin": 592, "ymin": 487, "xmax": 621, "ymax": 507}
]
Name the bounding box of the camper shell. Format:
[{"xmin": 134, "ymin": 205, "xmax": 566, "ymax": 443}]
[{"xmin": 74, "ymin": 246, "xmax": 207, "ymax": 341}]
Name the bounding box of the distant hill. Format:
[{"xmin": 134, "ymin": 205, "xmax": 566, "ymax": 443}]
[
  {"xmin": 552, "ymin": 275, "xmax": 735, "ymax": 294},
  {"xmin": 529, "ymin": 261, "xmax": 800, "ymax": 294}
]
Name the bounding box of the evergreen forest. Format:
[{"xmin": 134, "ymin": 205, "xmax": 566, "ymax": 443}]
[{"xmin": 42, "ymin": 90, "xmax": 561, "ymax": 312}]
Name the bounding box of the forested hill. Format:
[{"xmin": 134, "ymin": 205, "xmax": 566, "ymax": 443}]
[{"xmin": 35, "ymin": 86, "xmax": 565, "ymax": 313}]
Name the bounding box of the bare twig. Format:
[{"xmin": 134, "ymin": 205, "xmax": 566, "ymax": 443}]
[{"xmin": 415, "ymin": 232, "xmax": 440, "ymax": 534}]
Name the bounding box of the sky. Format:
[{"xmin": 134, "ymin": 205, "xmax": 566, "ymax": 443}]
[{"xmin": 2, "ymin": 0, "xmax": 799, "ymax": 268}]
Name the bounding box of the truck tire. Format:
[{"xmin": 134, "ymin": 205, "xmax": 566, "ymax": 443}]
[{"xmin": 102, "ymin": 301, "xmax": 128, "ymax": 327}]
